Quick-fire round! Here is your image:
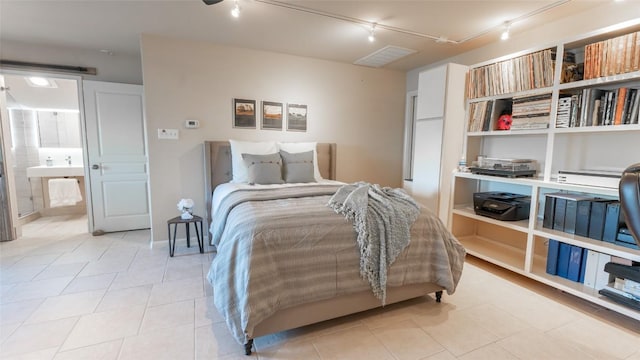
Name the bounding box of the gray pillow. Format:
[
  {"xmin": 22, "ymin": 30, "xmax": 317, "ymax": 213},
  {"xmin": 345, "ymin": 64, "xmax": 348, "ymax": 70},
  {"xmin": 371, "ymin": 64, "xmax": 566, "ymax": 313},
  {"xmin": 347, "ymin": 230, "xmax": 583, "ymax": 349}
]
[
  {"xmin": 280, "ymin": 150, "xmax": 316, "ymax": 183},
  {"xmin": 242, "ymin": 153, "xmax": 284, "ymax": 185}
]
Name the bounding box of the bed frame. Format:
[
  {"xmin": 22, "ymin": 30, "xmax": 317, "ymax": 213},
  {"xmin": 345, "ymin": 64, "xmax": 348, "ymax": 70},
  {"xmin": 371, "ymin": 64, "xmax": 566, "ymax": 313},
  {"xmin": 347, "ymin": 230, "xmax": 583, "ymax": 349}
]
[{"xmin": 203, "ymin": 140, "xmax": 444, "ymax": 355}]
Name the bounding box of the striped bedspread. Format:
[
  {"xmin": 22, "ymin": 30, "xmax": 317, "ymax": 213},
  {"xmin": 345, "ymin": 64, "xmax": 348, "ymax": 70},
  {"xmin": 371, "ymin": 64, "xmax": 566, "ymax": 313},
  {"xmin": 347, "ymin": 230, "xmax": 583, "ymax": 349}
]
[{"xmin": 206, "ymin": 184, "xmax": 466, "ymax": 345}]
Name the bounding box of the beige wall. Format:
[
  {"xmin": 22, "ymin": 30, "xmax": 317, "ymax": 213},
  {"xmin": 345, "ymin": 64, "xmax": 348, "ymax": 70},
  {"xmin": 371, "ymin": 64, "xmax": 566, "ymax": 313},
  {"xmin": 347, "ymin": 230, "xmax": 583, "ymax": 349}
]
[{"xmin": 140, "ymin": 34, "xmax": 406, "ymax": 241}]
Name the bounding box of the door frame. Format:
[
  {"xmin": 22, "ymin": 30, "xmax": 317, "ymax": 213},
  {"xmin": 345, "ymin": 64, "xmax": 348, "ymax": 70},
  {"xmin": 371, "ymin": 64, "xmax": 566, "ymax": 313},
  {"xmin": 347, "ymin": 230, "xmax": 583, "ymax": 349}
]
[
  {"xmin": 0, "ymin": 69, "xmax": 94, "ymax": 235},
  {"xmin": 403, "ymin": 90, "xmax": 418, "ymax": 182}
]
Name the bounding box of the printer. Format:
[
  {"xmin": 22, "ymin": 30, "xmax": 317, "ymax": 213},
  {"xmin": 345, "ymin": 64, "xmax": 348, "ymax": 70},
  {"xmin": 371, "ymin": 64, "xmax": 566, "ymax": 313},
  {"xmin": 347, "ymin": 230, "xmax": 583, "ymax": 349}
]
[{"xmin": 473, "ymin": 192, "xmax": 531, "ymax": 221}]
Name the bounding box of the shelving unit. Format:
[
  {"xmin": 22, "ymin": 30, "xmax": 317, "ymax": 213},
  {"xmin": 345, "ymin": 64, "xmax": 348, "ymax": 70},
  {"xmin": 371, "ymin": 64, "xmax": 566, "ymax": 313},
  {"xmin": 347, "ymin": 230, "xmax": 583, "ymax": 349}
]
[{"xmin": 451, "ymin": 20, "xmax": 640, "ymax": 321}]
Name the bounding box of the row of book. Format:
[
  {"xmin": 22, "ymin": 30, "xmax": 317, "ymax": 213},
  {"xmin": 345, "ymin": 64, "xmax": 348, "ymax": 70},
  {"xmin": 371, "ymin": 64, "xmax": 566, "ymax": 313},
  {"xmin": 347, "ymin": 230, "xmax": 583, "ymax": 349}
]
[
  {"xmin": 546, "ymin": 241, "xmax": 640, "ymax": 310},
  {"xmin": 467, "ymin": 87, "xmax": 638, "ymax": 133},
  {"xmin": 543, "ymin": 193, "xmax": 639, "ymax": 250},
  {"xmin": 583, "ymin": 30, "xmax": 640, "ymax": 80},
  {"xmin": 467, "ymin": 100, "xmax": 493, "ymax": 132},
  {"xmin": 511, "ymin": 93, "xmax": 551, "ymax": 130},
  {"xmin": 467, "ymin": 49, "xmax": 554, "ymax": 99},
  {"xmin": 556, "ymin": 87, "xmax": 640, "ymax": 128}
]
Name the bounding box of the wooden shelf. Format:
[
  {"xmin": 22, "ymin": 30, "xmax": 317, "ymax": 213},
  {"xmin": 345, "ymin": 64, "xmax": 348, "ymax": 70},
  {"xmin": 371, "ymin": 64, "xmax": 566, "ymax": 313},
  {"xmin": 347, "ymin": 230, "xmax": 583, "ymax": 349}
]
[
  {"xmin": 532, "ymin": 222, "xmax": 640, "ymax": 262},
  {"xmin": 454, "ymin": 20, "xmax": 640, "ymax": 322},
  {"xmin": 454, "ymin": 172, "xmax": 543, "ymax": 186},
  {"xmin": 552, "ymin": 123, "xmax": 640, "ymax": 134},
  {"xmin": 557, "ymin": 70, "xmax": 640, "ymax": 91},
  {"xmin": 452, "ymin": 206, "xmax": 529, "ymax": 233},
  {"xmin": 454, "ymin": 172, "xmax": 620, "ymax": 197},
  {"xmin": 467, "ymin": 129, "xmax": 549, "ymax": 137},
  {"xmin": 468, "ymin": 87, "xmax": 554, "ymax": 103},
  {"xmin": 529, "ymin": 262, "xmax": 640, "ymax": 321},
  {"xmin": 457, "ymin": 234, "xmax": 526, "ymax": 272}
]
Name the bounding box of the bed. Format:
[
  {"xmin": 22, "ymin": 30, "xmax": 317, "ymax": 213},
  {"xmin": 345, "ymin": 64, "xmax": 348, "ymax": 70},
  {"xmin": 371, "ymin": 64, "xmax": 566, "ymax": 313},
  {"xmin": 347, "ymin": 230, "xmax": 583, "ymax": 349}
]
[{"xmin": 203, "ymin": 140, "xmax": 466, "ymax": 355}]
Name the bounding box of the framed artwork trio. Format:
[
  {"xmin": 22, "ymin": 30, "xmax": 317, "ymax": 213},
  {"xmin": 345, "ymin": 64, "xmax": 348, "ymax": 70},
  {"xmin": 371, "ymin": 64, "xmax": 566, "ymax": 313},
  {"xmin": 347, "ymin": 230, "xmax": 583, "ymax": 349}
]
[{"xmin": 233, "ymin": 98, "xmax": 307, "ymax": 132}]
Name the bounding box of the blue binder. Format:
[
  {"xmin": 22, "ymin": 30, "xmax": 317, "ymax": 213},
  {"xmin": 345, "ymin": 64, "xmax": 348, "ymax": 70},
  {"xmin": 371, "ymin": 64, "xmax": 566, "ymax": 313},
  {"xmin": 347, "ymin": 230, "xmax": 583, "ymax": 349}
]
[
  {"xmin": 575, "ymin": 201, "xmax": 592, "ymax": 237},
  {"xmin": 567, "ymin": 245, "xmax": 583, "ymax": 282},
  {"xmin": 578, "ymin": 248, "xmax": 588, "ymax": 283},
  {"xmin": 557, "ymin": 242, "xmax": 572, "ymax": 278},
  {"xmin": 602, "ymin": 201, "xmax": 622, "ymax": 243},
  {"xmin": 546, "ymin": 239, "xmax": 561, "ymax": 275},
  {"xmin": 554, "ymin": 198, "xmax": 567, "ymax": 231}
]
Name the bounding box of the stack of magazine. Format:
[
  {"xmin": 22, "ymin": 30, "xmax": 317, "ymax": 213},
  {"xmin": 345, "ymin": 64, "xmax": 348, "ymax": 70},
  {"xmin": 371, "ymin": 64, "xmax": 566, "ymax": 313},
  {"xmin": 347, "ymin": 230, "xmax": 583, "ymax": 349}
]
[{"xmin": 511, "ymin": 93, "xmax": 551, "ymax": 130}]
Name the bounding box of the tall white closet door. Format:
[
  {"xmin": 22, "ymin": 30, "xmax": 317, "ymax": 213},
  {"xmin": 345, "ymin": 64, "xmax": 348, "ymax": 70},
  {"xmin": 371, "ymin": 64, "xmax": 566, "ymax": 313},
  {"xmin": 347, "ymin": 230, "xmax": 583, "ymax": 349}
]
[{"xmin": 411, "ymin": 118, "xmax": 443, "ymax": 213}]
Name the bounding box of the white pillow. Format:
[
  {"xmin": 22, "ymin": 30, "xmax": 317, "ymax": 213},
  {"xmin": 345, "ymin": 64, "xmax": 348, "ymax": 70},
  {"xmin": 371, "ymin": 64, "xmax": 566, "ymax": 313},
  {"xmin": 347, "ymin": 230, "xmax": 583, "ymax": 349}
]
[
  {"xmin": 277, "ymin": 142, "xmax": 323, "ymax": 181},
  {"xmin": 229, "ymin": 140, "xmax": 278, "ymax": 183}
]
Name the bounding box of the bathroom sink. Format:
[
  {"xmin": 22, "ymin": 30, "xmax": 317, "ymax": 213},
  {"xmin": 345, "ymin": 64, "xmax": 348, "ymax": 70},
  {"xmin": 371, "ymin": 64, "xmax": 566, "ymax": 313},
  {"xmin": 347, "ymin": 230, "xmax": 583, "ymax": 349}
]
[{"xmin": 27, "ymin": 165, "xmax": 85, "ymax": 178}]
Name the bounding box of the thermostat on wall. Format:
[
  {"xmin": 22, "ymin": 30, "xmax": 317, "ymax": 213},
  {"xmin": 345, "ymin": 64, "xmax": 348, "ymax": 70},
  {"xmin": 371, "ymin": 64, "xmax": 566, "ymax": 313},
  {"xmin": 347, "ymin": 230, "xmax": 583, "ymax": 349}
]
[{"xmin": 185, "ymin": 119, "xmax": 200, "ymax": 129}]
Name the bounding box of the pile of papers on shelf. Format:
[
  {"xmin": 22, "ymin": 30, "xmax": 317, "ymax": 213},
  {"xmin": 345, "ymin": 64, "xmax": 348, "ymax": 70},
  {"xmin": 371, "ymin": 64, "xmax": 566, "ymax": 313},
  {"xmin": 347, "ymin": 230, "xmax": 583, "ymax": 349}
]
[
  {"xmin": 598, "ymin": 260, "xmax": 640, "ymax": 311},
  {"xmin": 511, "ymin": 93, "xmax": 551, "ymax": 130}
]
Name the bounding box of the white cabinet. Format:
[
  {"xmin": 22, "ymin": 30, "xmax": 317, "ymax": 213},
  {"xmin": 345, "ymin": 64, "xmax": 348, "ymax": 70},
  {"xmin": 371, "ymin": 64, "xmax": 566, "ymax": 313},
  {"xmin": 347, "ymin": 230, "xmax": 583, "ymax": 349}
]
[
  {"xmin": 416, "ymin": 65, "xmax": 447, "ymax": 120},
  {"xmin": 410, "ymin": 63, "xmax": 467, "ymax": 224},
  {"xmin": 412, "ymin": 119, "xmax": 443, "ymax": 213},
  {"xmin": 450, "ymin": 20, "xmax": 640, "ymax": 321}
]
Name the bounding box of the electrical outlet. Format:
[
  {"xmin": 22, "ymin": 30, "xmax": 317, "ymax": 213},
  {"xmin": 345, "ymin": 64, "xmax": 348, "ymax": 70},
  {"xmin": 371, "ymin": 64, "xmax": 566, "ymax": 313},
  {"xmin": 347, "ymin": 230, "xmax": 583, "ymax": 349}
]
[{"xmin": 158, "ymin": 128, "xmax": 179, "ymax": 140}]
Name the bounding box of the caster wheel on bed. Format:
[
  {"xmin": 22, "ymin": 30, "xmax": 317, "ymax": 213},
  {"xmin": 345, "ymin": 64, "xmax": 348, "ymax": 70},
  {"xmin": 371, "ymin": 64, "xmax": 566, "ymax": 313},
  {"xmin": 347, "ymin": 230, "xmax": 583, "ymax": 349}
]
[
  {"xmin": 435, "ymin": 290, "xmax": 443, "ymax": 303},
  {"xmin": 244, "ymin": 339, "xmax": 254, "ymax": 355}
]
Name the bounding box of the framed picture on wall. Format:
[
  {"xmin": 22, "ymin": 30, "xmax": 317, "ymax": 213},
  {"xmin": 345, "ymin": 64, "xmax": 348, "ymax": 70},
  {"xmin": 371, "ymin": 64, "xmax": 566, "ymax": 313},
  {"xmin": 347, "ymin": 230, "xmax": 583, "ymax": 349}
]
[
  {"xmin": 233, "ymin": 98, "xmax": 257, "ymax": 128},
  {"xmin": 286, "ymin": 103, "xmax": 307, "ymax": 132},
  {"xmin": 261, "ymin": 101, "xmax": 283, "ymax": 130}
]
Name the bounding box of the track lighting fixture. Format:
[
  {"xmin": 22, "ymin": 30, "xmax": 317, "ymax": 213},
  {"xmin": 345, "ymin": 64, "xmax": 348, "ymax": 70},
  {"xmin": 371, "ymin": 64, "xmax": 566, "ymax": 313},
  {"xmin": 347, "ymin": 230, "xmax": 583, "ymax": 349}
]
[
  {"xmin": 202, "ymin": 0, "xmax": 569, "ymax": 45},
  {"xmin": 501, "ymin": 22, "xmax": 511, "ymax": 40},
  {"xmin": 368, "ymin": 24, "xmax": 376, "ymax": 43},
  {"xmin": 231, "ymin": 0, "xmax": 240, "ymax": 18}
]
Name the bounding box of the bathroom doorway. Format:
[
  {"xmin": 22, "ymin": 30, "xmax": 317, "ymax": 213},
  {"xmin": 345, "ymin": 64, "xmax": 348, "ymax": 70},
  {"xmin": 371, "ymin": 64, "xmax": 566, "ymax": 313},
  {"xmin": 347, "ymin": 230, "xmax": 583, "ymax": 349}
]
[{"xmin": 0, "ymin": 69, "xmax": 88, "ymax": 238}]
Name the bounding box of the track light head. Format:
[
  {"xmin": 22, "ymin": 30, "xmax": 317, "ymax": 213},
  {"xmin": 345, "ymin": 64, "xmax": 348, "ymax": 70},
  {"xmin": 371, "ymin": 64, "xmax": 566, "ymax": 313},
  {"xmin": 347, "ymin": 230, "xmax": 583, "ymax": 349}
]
[
  {"xmin": 501, "ymin": 23, "xmax": 511, "ymax": 40},
  {"xmin": 202, "ymin": 0, "xmax": 224, "ymax": 5},
  {"xmin": 231, "ymin": 0, "xmax": 240, "ymax": 17},
  {"xmin": 368, "ymin": 23, "xmax": 376, "ymax": 42}
]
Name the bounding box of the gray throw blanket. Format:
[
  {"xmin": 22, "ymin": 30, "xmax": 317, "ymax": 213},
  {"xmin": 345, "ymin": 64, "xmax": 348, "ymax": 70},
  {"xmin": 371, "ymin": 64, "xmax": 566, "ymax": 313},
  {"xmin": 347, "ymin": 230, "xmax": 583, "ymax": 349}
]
[{"xmin": 327, "ymin": 182, "xmax": 420, "ymax": 303}]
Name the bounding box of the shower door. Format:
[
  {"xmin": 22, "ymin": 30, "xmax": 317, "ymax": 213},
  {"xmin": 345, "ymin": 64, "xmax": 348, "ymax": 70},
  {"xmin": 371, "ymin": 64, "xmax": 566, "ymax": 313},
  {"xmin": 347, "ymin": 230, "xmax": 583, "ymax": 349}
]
[
  {"xmin": 0, "ymin": 145, "xmax": 13, "ymax": 241},
  {"xmin": 0, "ymin": 75, "xmax": 16, "ymax": 241}
]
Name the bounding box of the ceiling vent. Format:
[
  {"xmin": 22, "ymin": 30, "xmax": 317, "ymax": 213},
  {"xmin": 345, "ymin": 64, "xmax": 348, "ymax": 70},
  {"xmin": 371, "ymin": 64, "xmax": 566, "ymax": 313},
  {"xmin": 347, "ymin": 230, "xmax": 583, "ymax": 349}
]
[{"xmin": 354, "ymin": 46, "xmax": 417, "ymax": 68}]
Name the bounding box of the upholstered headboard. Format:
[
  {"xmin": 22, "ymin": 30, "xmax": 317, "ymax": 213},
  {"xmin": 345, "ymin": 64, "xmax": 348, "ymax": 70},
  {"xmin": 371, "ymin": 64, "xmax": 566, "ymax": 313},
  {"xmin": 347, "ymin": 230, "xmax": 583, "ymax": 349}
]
[{"xmin": 203, "ymin": 141, "xmax": 337, "ymax": 240}]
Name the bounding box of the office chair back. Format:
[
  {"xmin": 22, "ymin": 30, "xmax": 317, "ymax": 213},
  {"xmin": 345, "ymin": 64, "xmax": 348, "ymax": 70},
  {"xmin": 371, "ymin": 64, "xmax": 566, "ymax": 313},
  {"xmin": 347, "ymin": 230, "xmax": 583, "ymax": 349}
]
[{"xmin": 619, "ymin": 163, "xmax": 640, "ymax": 247}]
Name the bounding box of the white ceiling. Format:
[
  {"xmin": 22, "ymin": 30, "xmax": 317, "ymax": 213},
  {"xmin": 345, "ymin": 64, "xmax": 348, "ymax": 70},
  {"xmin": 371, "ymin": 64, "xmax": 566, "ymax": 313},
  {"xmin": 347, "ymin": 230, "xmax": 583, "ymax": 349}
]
[
  {"xmin": 4, "ymin": 74, "xmax": 79, "ymax": 111},
  {"xmin": 0, "ymin": 0, "xmax": 611, "ymax": 72}
]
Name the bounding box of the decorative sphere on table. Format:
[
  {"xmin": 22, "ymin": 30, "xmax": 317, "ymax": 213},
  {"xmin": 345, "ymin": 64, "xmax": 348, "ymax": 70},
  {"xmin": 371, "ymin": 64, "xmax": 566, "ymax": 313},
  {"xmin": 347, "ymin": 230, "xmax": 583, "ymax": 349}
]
[{"xmin": 177, "ymin": 198, "xmax": 194, "ymax": 220}]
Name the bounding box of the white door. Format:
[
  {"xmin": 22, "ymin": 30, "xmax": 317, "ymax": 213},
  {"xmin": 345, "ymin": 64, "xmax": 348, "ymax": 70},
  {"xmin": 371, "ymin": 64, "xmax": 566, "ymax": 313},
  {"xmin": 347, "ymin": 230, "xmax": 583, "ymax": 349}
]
[{"xmin": 83, "ymin": 81, "xmax": 150, "ymax": 233}]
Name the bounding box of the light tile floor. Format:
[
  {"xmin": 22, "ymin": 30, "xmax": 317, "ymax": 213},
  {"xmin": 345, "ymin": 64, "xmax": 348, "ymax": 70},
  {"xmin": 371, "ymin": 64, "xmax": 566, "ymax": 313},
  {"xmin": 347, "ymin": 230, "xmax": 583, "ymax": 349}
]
[{"xmin": 1, "ymin": 215, "xmax": 639, "ymax": 359}]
